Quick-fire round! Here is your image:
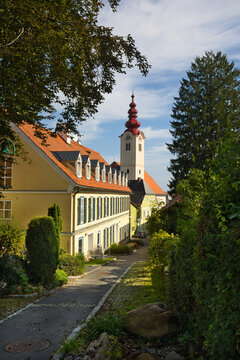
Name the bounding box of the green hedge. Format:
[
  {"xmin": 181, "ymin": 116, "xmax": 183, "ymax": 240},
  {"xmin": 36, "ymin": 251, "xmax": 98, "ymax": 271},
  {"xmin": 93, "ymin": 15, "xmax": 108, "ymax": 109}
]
[
  {"xmin": 58, "ymin": 252, "xmax": 85, "ymax": 276},
  {"xmin": 108, "ymin": 243, "xmax": 133, "ymax": 255},
  {"xmin": 53, "ymin": 269, "xmax": 68, "ymax": 286},
  {"xmin": 26, "ymin": 216, "xmax": 59, "ymax": 284}
]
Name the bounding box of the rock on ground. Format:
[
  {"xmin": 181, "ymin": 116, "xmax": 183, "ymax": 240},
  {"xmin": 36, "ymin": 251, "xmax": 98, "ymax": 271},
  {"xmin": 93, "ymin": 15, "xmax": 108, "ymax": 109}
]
[
  {"xmin": 125, "ymin": 303, "xmax": 179, "ymax": 338},
  {"xmin": 165, "ymin": 350, "xmax": 185, "ymax": 360}
]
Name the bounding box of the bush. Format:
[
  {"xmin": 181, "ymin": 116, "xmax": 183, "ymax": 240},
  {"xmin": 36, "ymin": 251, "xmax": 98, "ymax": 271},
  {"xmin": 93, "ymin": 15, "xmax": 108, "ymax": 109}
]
[
  {"xmin": 26, "ymin": 216, "xmax": 59, "ymax": 284},
  {"xmin": 108, "ymin": 243, "xmax": 133, "ymax": 255},
  {"xmin": 0, "ymin": 219, "xmax": 25, "ymax": 257},
  {"xmin": 0, "ymin": 255, "xmax": 30, "ymax": 294},
  {"xmin": 129, "ymin": 238, "xmax": 144, "ymax": 246},
  {"xmin": 58, "ymin": 251, "xmax": 85, "ymax": 276},
  {"xmin": 48, "ymin": 203, "xmax": 62, "ymax": 251},
  {"xmin": 85, "ymin": 313, "xmax": 125, "ymax": 341},
  {"xmin": 148, "ymin": 230, "xmax": 179, "ymax": 272},
  {"xmin": 53, "ymin": 269, "xmax": 68, "ymax": 286}
]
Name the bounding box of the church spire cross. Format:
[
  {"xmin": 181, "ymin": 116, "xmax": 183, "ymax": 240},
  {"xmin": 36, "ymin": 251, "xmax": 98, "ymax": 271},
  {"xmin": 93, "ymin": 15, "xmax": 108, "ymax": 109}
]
[{"xmin": 125, "ymin": 93, "xmax": 141, "ymax": 135}]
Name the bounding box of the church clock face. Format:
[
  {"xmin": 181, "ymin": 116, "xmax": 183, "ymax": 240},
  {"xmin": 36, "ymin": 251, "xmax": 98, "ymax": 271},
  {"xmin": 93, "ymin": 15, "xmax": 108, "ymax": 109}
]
[{"xmin": 126, "ymin": 135, "xmax": 131, "ymax": 140}]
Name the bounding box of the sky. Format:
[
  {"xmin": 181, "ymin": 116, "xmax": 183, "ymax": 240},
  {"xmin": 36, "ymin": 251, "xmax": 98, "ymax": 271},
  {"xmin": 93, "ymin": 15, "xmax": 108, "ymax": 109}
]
[{"xmin": 77, "ymin": 0, "xmax": 240, "ymax": 191}]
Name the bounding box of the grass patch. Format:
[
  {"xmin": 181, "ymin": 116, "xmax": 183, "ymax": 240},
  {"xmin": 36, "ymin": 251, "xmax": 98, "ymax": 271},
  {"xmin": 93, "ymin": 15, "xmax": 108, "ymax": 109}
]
[
  {"xmin": 0, "ymin": 295, "xmax": 41, "ymax": 320},
  {"xmin": 86, "ymin": 257, "xmax": 115, "ymax": 266},
  {"xmin": 61, "ymin": 261, "xmax": 171, "ymax": 358},
  {"xmin": 99, "ymin": 261, "xmax": 167, "ymax": 315}
]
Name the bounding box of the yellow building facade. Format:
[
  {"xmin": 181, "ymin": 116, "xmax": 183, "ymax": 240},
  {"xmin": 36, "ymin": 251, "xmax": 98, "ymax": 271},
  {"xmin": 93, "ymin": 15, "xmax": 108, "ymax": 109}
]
[{"xmin": 0, "ymin": 124, "xmax": 130, "ymax": 256}]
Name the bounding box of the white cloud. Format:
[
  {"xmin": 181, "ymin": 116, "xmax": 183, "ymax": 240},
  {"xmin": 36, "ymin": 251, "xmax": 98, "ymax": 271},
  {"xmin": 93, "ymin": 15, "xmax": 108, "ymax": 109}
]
[{"xmin": 142, "ymin": 127, "xmax": 170, "ymax": 140}]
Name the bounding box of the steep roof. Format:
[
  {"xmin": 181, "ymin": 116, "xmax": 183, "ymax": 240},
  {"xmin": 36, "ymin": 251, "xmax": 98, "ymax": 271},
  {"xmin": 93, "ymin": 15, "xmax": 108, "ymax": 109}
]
[
  {"xmin": 144, "ymin": 171, "xmax": 167, "ymax": 195},
  {"xmin": 17, "ymin": 124, "xmax": 131, "ymax": 193}
]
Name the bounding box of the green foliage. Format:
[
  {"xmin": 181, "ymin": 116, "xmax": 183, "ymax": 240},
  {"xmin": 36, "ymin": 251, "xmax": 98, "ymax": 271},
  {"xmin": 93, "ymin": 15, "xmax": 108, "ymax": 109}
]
[
  {"xmin": 26, "ymin": 216, "xmax": 59, "ymax": 284},
  {"xmin": 48, "ymin": 203, "xmax": 62, "ymax": 250},
  {"xmin": 109, "ymin": 243, "xmax": 133, "ymax": 255},
  {"xmin": 1, "ymin": 0, "xmax": 150, "ymax": 142},
  {"xmin": 148, "ymin": 230, "xmax": 179, "ymax": 272},
  {"xmin": 58, "ymin": 251, "xmax": 85, "ymax": 276},
  {"xmin": 85, "ymin": 313, "xmax": 125, "ymax": 341},
  {"xmin": 0, "ymin": 219, "xmax": 25, "ymax": 257},
  {"xmin": 128, "ymin": 238, "xmax": 145, "ymax": 246},
  {"xmin": 167, "ymin": 51, "xmax": 240, "ymax": 193},
  {"xmin": 52, "ymin": 269, "xmax": 68, "ymax": 287},
  {"xmin": 168, "ymin": 136, "xmax": 240, "ymax": 359},
  {"xmin": 0, "ymin": 255, "xmax": 30, "ymax": 294}
]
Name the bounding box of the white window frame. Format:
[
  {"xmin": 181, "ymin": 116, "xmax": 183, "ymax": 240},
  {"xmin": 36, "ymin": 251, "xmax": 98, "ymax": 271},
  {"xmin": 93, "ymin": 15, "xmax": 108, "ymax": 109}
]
[
  {"xmin": 0, "ymin": 200, "xmax": 12, "ymax": 220},
  {"xmin": 95, "ymin": 165, "xmax": 100, "ymax": 182},
  {"xmin": 78, "ymin": 236, "xmax": 84, "ymax": 253},
  {"xmin": 0, "ymin": 159, "xmax": 13, "ymax": 188},
  {"xmin": 86, "ymin": 160, "xmax": 91, "ymax": 180},
  {"xmin": 76, "ymin": 159, "xmax": 82, "ymax": 178}
]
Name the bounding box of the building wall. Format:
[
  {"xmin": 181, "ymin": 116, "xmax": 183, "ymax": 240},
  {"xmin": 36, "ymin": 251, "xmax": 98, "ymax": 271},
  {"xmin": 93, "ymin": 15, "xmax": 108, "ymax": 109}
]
[{"xmin": 72, "ymin": 192, "xmax": 130, "ymax": 256}]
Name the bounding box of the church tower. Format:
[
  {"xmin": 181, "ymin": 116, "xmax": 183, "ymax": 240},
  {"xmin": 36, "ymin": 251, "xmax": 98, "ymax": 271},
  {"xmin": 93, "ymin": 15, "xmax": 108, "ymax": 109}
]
[{"xmin": 120, "ymin": 94, "xmax": 146, "ymax": 180}]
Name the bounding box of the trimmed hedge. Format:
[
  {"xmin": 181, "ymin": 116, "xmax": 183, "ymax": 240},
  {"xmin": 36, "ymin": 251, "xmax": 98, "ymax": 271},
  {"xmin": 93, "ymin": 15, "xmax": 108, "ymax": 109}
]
[
  {"xmin": 26, "ymin": 216, "xmax": 59, "ymax": 284},
  {"xmin": 58, "ymin": 252, "xmax": 85, "ymax": 276},
  {"xmin": 108, "ymin": 243, "xmax": 133, "ymax": 255}
]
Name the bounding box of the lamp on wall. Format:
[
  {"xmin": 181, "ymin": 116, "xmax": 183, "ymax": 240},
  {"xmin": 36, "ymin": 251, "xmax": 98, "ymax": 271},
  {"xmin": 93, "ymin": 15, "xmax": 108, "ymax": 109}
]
[{"xmin": 0, "ymin": 139, "xmax": 15, "ymax": 157}]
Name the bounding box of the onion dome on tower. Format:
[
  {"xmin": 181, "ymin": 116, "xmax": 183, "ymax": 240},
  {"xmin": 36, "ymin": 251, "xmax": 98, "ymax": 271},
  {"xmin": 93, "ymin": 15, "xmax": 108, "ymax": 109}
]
[{"xmin": 125, "ymin": 93, "xmax": 141, "ymax": 135}]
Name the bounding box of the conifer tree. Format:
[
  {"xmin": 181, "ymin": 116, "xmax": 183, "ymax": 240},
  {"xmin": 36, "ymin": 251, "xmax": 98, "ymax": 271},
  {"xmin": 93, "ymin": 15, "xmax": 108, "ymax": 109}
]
[{"xmin": 167, "ymin": 51, "xmax": 240, "ymax": 193}]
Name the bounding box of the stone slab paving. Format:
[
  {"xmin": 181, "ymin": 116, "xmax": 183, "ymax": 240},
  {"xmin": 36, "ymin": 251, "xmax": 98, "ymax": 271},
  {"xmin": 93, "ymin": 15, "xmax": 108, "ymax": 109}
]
[{"xmin": 0, "ymin": 244, "xmax": 148, "ymax": 360}]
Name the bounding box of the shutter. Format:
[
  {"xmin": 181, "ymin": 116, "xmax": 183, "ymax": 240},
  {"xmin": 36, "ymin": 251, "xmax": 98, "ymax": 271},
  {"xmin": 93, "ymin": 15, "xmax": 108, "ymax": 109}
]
[
  {"xmin": 77, "ymin": 198, "xmax": 81, "ymax": 225},
  {"xmin": 93, "ymin": 197, "xmax": 95, "ymax": 221},
  {"xmin": 84, "ymin": 197, "xmax": 87, "ymax": 223}
]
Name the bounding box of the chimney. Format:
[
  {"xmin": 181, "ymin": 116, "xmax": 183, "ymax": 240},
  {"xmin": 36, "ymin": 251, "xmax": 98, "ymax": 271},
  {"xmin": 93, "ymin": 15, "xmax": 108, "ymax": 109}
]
[{"xmin": 58, "ymin": 129, "xmax": 71, "ymax": 145}]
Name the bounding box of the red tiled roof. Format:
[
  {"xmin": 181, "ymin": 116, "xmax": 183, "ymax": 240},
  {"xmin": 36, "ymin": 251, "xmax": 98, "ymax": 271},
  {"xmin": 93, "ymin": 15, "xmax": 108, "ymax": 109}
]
[
  {"xmin": 144, "ymin": 171, "xmax": 167, "ymax": 195},
  {"xmin": 18, "ymin": 124, "xmax": 131, "ymax": 193}
]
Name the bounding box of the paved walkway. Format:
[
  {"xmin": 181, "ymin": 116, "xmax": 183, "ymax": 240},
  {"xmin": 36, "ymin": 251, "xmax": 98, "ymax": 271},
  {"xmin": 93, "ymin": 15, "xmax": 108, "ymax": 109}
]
[{"xmin": 0, "ymin": 244, "xmax": 148, "ymax": 360}]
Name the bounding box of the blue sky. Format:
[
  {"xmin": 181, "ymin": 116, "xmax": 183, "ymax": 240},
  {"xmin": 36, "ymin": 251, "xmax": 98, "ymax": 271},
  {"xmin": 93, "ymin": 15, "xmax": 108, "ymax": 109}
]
[{"xmin": 76, "ymin": 0, "xmax": 240, "ymax": 191}]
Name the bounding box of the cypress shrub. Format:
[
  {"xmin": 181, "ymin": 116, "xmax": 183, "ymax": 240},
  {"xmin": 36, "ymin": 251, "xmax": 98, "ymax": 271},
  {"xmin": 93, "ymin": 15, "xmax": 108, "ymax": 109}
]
[
  {"xmin": 48, "ymin": 203, "xmax": 62, "ymax": 250},
  {"xmin": 26, "ymin": 216, "xmax": 59, "ymax": 284}
]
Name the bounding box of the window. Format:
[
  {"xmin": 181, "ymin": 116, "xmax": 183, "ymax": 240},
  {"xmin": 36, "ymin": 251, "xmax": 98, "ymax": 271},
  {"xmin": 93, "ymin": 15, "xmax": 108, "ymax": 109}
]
[
  {"xmin": 97, "ymin": 231, "xmax": 101, "ymax": 247},
  {"xmin": 139, "ymin": 169, "xmax": 141, "ymax": 174},
  {"xmin": 103, "ymin": 228, "xmax": 109, "ymax": 249},
  {"xmin": 0, "ymin": 200, "xmax": 12, "ymax": 220},
  {"xmin": 0, "ymin": 159, "xmax": 13, "ymax": 189},
  {"xmin": 86, "ymin": 162, "xmax": 91, "ymax": 180},
  {"xmin": 126, "ymin": 143, "xmax": 131, "ymax": 151},
  {"xmin": 127, "ymin": 169, "xmax": 129, "ymax": 174},
  {"xmin": 76, "ymin": 160, "xmax": 82, "ymax": 178},
  {"xmin": 102, "ymin": 168, "xmax": 106, "ymax": 182},
  {"xmin": 104, "ymin": 196, "xmax": 108, "ymax": 217},
  {"xmin": 118, "ymin": 174, "xmax": 121, "ymax": 186},
  {"xmin": 110, "ymin": 225, "xmax": 114, "ymax": 245},
  {"xmin": 97, "ymin": 197, "xmax": 102, "ymax": 219},
  {"xmin": 77, "ymin": 197, "xmax": 85, "ymax": 225},
  {"xmin": 108, "ymin": 172, "xmax": 112, "ymax": 184},
  {"xmin": 78, "ymin": 236, "xmax": 84, "ymax": 253},
  {"xmin": 88, "ymin": 197, "xmax": 95, "ymax": 222},
  {"xmin": 113, "ymin": 173, "xmax": 117, "ymax": 185},
  {"xmin": 139, "ymin": 143, "xmax": 142, "ymax": 151},
  {"xmin": 110, "ymin": 197, "xmax": 114, "ymax": 216},
  {"xmin": 95, "ymin": 166, "xmax": 100, "ymax": 181}
]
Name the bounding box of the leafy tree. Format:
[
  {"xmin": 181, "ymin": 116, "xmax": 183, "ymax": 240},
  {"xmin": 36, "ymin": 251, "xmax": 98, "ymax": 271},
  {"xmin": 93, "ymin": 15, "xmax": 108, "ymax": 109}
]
[
  {"xmin": 0, "ymin": 0, "xmax": 150, "ymax": 143},
  {"xmin": 167, "ymin": 51, "xmax": 240, "ymax": 193}
]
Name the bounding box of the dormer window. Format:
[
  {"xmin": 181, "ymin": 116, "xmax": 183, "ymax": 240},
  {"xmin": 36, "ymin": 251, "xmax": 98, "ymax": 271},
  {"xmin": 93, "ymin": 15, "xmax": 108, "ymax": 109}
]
[
  {"xmin": 76, "ymin": 159, "xmax": 82, "ymax": 178},
  {"xmin": 108, "ymin": 172, "xmax": 112, "ymax": 184},
  {"xmin": 86, "ymin": 160, "xmax": 91, "ymax": 180},
  {"xmin": 113, "ymin": 172, "xmax": 117, "ymax": 185},
  {"xmin": 95, "ymin": 165, "xmax": 100, "ymax": 181},
  {"xmin": 102, "ymin": 168, "xmax": 106, "ymax": 182},
  {"xmin": 125, "ymin": 173, "xmax": 128, "ymax": 186},
  {"xmin": 118, "ymin": 172, "xmax": 121, "ymax": 186},
  {"xmin": 122, "ymin": 174, "xmax": 125, "ymax": 186}
]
